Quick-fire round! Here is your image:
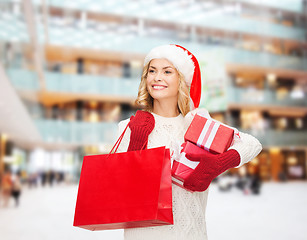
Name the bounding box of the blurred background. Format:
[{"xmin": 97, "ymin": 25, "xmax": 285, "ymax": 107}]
[{"xmin": 0, "ymin": 0, "xmax": 307, "ymax": 239}]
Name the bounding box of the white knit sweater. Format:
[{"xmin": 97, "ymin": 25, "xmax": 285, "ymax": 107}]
[{"xmin": 117, "ymin": 109, "xmax": 262, "ymax": 240}]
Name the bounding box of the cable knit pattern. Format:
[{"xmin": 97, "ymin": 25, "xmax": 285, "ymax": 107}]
[
  {"xmin": 117, "ymin": 113, "xmax": 209, "ymax": 240},
  {"xmin": 228, "ymin": 131, "xmax": 262, "ymax": 168}
]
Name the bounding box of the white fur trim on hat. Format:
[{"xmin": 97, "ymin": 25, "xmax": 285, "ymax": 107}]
[{"xmin": 144, "ymin": 45, "xmax": 195, "ymax": 86}]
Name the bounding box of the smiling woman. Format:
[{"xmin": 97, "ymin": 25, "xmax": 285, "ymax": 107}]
[
  {"xmin": 136, "ymin": 58, "xmax": 191, "ymax": 117},
  {"xmin": 146, "ymin": 59, "xmax": 181, "ymax": 116},
  {"xmin": 116, "ymin": 44, "xmax": 262, "ymax": 240},
  {"xmin": 116, "ymin": 45, "xmax": 212, "ymax": 240}
]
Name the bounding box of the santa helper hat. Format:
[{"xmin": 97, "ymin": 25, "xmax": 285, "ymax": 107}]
[{"xmin": 144, "ymin": 44, "xmax": 202, "ymax": 109}]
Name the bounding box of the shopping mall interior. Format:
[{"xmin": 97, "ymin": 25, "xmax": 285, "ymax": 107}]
[
  {"xmin": 0, "ymin": 0, "xmax": 307, "ymax": 189},
  {"xmin": 1, "ymin": 1, "xmax": 307, "ymax": 240}
]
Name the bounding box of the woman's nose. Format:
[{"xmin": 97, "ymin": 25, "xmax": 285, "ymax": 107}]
[{"xmin": 154, "ymin": 72, "xmax": 162, "ymax": 81}]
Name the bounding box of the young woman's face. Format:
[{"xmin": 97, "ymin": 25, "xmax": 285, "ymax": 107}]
[{"xmin": 146, "ymin": 58, "xmax": 180, "ymax": 103}]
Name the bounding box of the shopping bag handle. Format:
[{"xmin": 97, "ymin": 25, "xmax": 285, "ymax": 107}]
[
  {"xmin": 108, "ymin": 118, "xmax": 149, "ymax": 158},
  {"xmin": 109, "ymin": 120, "xmax": 130, "ymax": 155}
]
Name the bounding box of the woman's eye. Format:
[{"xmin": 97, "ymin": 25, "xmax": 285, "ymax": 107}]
[
  {"xmin": 149, "ymin": 69, "xmax": 155, "ymax": 73},
  {"xmin": 165, "ymin": 70, "xmax": 172, "ymax": 74}
]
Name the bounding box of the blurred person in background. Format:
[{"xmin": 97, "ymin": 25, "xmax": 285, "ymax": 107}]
[
  {"xmin": 11, "ymin": 171, "xmax": 22, "ymax": 207},
  {"xmin": 48, "ymin": 170, "xmax": 55, "ymax": 187},
  {"xmin": 28, "ymin": 172, "xmax": 39, "ymax": 188},
  {"xmin": 234, "ymin": 171, "xmax": 262, "ymax": 195},
  {"xmin": 0, "ymin": 168, "xmax": 13, "ymax": 208},
  {"xmin": 249, "ymin": 173, "xmax": 262, "ymax": 195},
  {"xmin": 217, "ymin": 172, "xmax": 237, "ymax": 192},
  {"xmin": 278, "ymin": 170, "xmax": 288, "ymax": 182},
  {"xmin": 41, "ymin": 171, "xmax": 47, "ymax": 187},
  {"xmin": 235, "ymin": 168, "xmax": 251, "ymax": 194},
  {"xmin": 116, "ymin": 44, "xmax": 262, "ymax": 240}
]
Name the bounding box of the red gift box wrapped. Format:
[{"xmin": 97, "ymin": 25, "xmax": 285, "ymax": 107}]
[
  {"xmin": 172, "ymin": 141, "xmax": 211, "ymax": 191},
  {"xmin": 184, "ymin": 114, "xmax": 234, "ymax": 154}
]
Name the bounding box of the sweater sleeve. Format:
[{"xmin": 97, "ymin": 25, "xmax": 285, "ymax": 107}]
[
  {"xmin": 228, "ymin": 131, "xmax": 262, "ymax": 168},
  {"xmin": 116, "ymin": 119, "xmax": 131, "ymax": 153}
]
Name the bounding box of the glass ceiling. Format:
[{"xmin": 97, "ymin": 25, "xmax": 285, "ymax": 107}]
[
  {"xmin": 32, "ymin": 0, "xmax": 304, "ymax": 14},
  {"xmin": 0, "ymin": 0, "xmax": 305, "ymax": 55}
]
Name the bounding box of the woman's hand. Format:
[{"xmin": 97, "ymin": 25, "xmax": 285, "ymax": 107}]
[
  {"xmin": 128, "ymin": 111, "xmax": 155, "ymax": 151},
  {"xmin": 183, "ymin": 149, "xmax": 241, "ymax": 192}
]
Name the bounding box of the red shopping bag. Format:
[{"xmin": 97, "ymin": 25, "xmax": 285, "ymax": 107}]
[{"xmin": 73, "ymin": 123, "xmax": 173, "ymax": 231}]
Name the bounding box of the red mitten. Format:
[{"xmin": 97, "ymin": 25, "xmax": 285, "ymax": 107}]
[
  {"xmin": 183, "ymin": 149, "xmax": 240, "ymax": 192},
  {"xmin": 128, "ymin": 110, "xmax": 155, "ymax": 151}
]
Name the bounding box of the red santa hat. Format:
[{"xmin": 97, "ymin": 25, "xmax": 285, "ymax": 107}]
[{"xmin": 144, "ymin": 44, "xmax": 202, "ymax": 109}]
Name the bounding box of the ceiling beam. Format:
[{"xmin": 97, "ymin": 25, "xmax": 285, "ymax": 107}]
[{"xmin": 22, "ymin": 0, "xmax": 46, "ymax": 90}]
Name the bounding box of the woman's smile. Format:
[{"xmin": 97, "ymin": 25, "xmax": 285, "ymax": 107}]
[{"xmin": 152, "ymin": 84, "xmax": 168, "ymax": 90}]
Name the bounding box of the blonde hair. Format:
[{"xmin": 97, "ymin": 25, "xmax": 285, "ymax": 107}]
[{"xmin": 135, "ymin": 61, "xmax": 191, "ymax": 116}]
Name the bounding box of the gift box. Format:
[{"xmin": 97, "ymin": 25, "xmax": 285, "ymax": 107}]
[
  {"xmin": 184, "ymin": 114, "xmax": 234, "ymax": 154},
  {"xmin": 172, "ymin": 141, "xmax": 209, "ymax": 190}
]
